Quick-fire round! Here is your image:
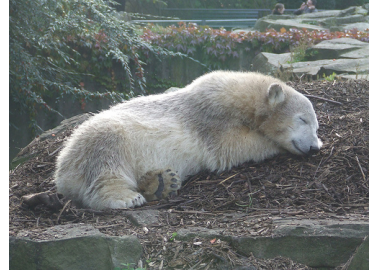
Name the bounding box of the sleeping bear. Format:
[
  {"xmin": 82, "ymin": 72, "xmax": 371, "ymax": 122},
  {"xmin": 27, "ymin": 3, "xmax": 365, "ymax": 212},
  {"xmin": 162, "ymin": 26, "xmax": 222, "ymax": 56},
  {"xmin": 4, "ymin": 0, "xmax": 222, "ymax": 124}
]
[{"xmin": 55, "ymin": 71, "xmax": 322, "ymax": 210}]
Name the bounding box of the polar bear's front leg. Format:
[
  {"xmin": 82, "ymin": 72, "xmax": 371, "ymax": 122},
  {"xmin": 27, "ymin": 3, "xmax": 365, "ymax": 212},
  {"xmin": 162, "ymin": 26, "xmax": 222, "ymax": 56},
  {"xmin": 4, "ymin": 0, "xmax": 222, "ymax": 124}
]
[
  {"xmin": 102, "ymin": 190, "xmax": 146, "ymax": 209},
  {"xmin": 85, "ymin": 177, "xmax": 147, "ymax": 210},
  {"xmin": 138, "ymin": 168, "xmax": 182, "ymax": 201}
]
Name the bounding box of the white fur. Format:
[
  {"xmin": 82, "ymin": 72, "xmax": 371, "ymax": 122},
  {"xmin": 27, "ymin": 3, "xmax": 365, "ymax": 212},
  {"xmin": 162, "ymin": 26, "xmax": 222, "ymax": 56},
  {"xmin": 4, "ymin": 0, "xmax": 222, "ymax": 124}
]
[{"xmin": 54, "ymin": 71, "xmax": 322, "ymax": 210}]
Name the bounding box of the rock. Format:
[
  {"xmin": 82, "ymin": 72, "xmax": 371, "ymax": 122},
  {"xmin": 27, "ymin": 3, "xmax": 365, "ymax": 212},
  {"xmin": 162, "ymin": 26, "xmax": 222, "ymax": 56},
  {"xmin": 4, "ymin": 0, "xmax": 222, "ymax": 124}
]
[
  {"xmin": 9, "ymin": 224, "xmax": 143, "ymax": 270},
  {"xmin": 251, "ymin": 38, "xmax": 368, "ymax": 80},
  {"xmin": 281, "ymin": 58, "xmax": 368, "ymax": 79},
  {"xmin": 251, "ymin": 52, "xmax": 291, "ymax": 76},
  {"xmin": 355, "ymin": 6, "xmax": 368, "ymax": 16},
  {"xmin": 253, "ymin": 6, "xmax": 368, "ymax": 32},
  {"xmin": 307, "ymin": 38, "xmax": 368, "ymax": 60},
  {"xmin": 319, "ymin": 14, "xmax": 366, "ymax": 27},
  {"xmin": 347, "ymin": 236, "xmax": 369, "ymax": 270},
  {"xmin": 298, "ymin": 10, "xmax": 343, "ymax": 19},
  {"xmin": 254, "ymin": 18, "xmax": 326, "ymax": 32},
  {"xmin": 234, "ymin": 218, "xmax": 368, "ymax": 268},
  {"xmin": 176, "ymin": 219, "xmax": 368, "ymax": 269},
  {"xmin": 124, "ymin": 209, "xmax": 160, "ymax": 226},
  {"xmin": 341, "ymin": 22, "xmax": 369, "ymax": 31},
  {"xmin": 338, "ymin": 6, "xmax": 357, "ymax": 17}
]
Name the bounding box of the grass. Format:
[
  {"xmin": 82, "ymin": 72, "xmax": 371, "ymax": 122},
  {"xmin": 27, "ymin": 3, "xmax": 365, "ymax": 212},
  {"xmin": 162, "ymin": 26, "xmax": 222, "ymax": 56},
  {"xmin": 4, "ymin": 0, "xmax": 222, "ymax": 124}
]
[
  {"xmin": 287, "ymin": 37, "xmax": 316, "ymax": 64},
  {"xmin": 322, "ymin": 72, "xmax": 338, "ymax": 81}
]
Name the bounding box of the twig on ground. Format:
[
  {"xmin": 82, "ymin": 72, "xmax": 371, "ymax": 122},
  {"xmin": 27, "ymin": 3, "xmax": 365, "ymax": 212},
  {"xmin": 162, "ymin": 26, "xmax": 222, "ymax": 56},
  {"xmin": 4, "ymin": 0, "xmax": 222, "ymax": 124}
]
[
  {"xmin": 355, "ymin": 156, "xmax": 366, "ymax": 182},
  {"xmin": 304, "ymin": 94, "xmax": 343, "ymax": 105},
  {"xmin": 218, "ymin": 173, "xmax": 238, "ymax": 185},
  {"xmin": 56, "ymin": 200, "xmax": 72, "ymax": 223},
  {"xmin": 169, "ymin": 209, "xmax": 218, "ymax": 216}
]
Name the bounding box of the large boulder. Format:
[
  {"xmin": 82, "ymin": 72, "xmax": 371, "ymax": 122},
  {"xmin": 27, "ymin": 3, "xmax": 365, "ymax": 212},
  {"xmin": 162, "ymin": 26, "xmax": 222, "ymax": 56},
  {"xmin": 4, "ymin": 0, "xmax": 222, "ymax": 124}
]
[
  {"xmin": 281, "ymin": 58, "xmax": 369, "ymax": 79},
  {"xmin": 254, "ymin": 18, "xmax": 326, "ymax": 32},
  {"xmin": 10, "ymin": 224, "xmax": 143, "ymax": 270},
  {"xmin": 253, "ymin": 6, "xmax": 368, "ymax": 32},
  {"xmin": 251, "ymin": 52, "xmax": 291, "ymax": 76},
  {"xmin": 307, "ymin": 38, "xmax": 368, "ymax": 60},
  {"xmin": 340, "ymin": 22, "xmax": 369, "ymax": 32},
  {"xmin": 176, "ymin": 218, "xmax": 369, "ymax": 269},
  {"xmin": 251, "ymin": 38, "xmax": 369, "ymax": 80},
  {"xmin": 347, "ymin": 236, "xmax": 369, "ymax": 270}
]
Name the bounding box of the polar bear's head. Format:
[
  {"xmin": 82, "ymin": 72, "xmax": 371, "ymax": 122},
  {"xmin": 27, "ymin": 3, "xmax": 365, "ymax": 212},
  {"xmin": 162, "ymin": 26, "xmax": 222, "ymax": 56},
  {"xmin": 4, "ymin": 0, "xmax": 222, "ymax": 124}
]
[{"xmin": 259, "ymin": 83, "xmax": 323, "ymax": 156}]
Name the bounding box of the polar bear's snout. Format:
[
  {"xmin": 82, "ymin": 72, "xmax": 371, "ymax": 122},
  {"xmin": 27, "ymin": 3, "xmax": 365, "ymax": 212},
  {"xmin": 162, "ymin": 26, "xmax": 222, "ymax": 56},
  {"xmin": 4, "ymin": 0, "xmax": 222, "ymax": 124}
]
[
  {"xmin": 290, "ymin": 130, "xmax": 322, "ymax": 156},
  {"xmin": 309, "ymin": 145, "xmax": 320, "ymax": 155}
]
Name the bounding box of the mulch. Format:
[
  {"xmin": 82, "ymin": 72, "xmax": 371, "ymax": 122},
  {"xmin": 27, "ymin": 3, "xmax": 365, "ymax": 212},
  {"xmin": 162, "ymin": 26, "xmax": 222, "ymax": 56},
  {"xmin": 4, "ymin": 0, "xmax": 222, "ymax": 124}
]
[{"xmin": 9, "ymin": 79, "xmax": 369, "ymax": 270}]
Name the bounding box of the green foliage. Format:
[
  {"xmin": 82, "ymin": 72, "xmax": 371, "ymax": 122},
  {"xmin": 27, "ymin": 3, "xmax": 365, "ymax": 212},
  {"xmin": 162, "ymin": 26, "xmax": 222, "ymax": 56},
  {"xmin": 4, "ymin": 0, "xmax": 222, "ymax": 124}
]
[
  {"xmin": 10, "ymin": 0, "xmax": 176, "ymax": 134},
  {"xmin": 288, "ymin": 37, "xmax": 317, "ymax": 63},
  {"xmin": 169, "ymin": 232, "xmax": 178, "ymax": 242},
  {"xmin": 322, "ymin": 72, "xmax": 338, "ymax": 81}
]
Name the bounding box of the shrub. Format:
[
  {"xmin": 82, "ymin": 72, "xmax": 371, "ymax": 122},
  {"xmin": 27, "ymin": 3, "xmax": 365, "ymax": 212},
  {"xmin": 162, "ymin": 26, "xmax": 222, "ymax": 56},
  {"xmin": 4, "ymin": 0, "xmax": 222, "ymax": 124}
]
[{"xmin": 10, "ymin": 0, "xmax": 177, "ymax": 134}]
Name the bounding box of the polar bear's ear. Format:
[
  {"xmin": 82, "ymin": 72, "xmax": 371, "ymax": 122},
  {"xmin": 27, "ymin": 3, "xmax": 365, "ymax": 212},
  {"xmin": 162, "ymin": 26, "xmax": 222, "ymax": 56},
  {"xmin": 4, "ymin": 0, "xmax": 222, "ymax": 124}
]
[{"xmin": 267, "ymin": 83, "xmax": 285, "ymax": 106}]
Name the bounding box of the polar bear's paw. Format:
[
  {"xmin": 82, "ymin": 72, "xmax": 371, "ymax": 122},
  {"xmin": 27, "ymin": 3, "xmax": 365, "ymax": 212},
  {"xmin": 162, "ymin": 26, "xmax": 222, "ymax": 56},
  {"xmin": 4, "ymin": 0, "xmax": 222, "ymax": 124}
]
[
  {"xmin": 138, "ymin": 168, "xmax": 181, "ymax": 201},
  {"xmin": 101, "ymin": 190, "xmax": 147, "ymax": 209}
]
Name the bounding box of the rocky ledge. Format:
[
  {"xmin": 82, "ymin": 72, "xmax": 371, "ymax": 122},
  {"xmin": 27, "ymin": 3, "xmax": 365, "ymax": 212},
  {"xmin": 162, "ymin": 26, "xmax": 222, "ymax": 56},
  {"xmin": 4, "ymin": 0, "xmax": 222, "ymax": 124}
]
[{"xmin": 254, "ymin": 5, "xmax": 369, "ymax": 33}]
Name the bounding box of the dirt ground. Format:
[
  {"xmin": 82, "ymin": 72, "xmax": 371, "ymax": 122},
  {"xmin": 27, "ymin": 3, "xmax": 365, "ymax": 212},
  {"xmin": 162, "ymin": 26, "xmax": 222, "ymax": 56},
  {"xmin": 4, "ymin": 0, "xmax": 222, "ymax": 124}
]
[{"xmin": 9, "ymin": 79, "xmax": 369, "ymax": 269}]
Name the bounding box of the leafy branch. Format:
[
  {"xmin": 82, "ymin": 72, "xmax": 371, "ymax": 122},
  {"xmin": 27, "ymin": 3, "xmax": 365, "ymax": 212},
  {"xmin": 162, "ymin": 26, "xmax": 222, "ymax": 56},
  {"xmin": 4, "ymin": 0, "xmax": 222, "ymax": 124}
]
[{"xmin": 9, "ymin": 0, "xmax": 180, "ymax": 134}]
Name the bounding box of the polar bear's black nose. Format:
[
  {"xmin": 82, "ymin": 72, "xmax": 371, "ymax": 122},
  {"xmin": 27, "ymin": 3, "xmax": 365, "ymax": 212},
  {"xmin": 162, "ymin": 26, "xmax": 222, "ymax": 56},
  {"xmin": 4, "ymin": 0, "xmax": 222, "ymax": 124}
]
[{"xmin": 308, "ymin": 146, "xmax": 320, "ymax": 155}]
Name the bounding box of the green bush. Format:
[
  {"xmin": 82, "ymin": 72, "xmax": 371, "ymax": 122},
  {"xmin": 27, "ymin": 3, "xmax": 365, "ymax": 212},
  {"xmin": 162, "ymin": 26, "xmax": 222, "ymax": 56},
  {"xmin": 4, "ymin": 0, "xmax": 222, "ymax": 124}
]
[{"xmin": 9, "ymin": 0, "xmax": 176, "ymax": 134}]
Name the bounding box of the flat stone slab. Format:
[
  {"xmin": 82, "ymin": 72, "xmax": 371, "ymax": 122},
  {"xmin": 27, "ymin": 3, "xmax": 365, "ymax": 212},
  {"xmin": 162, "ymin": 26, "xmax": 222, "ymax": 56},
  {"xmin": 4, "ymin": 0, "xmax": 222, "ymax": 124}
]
[
  {"xmin": 10, "ymin": 224, "xmax": 143, "ymax": 270},
  {"xmin": 251, "ymin": 52, "xmax": 291, "ymax": 76},
  {"xmin": 313, "ymin": 37, "xmax": 368, "ymax": 47},
  {"xmin": 124, "ymin": 209, "xmax": 160, "ymax": 226},
  {"xmin": 347, "ymin": 236, "xmax": 369, "ymax": 270},
  {"xmin": 251, "ymin": 44, "xmax": 369, "ymax": 80},
  {"xmin": 340, "ymin": 46, "xmax": 369, "ymax": 59},
  {"xmin": 342, "ymin": 22, "xmax": 369, "ymax": 31},
  {"xmin": 253, "ymin": 6, "xmax": 368, "ymax": 33},
  {"xmin": 281, "ymin": 58, "xmax": 369, "ymax": 78},
  {"xmin": 176, "ymin": 218, "xmax": 369, "ymax": 269},
  {"xmin": 254, "ymin": 19, "xmax": 326, "ymax": 32},
  {"xmin": 308, "ymin": 38, "xmax": 368, "ymax": 60},
  {"xmin": 298, "ymin": 10, "xmax": 343, "ymax": 19}
]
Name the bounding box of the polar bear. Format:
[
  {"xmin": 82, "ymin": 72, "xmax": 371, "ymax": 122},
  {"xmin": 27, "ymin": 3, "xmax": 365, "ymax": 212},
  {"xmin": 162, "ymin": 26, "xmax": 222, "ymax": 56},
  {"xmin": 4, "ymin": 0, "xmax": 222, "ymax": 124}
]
[{"xmin": 55, "ymin": 71, "xmax": 322, "ymax": 210}]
